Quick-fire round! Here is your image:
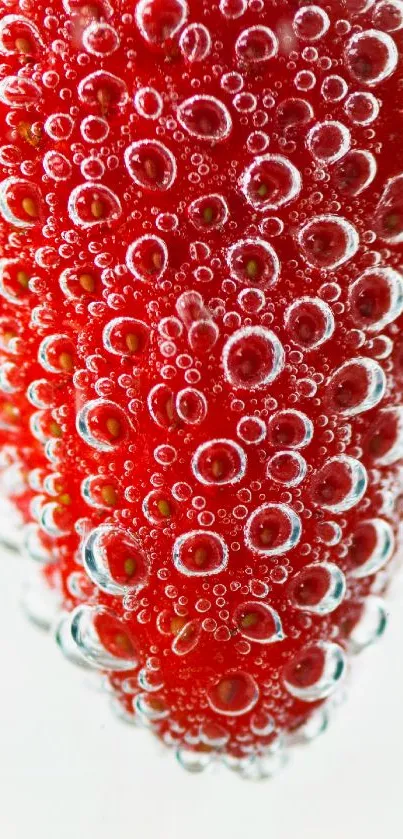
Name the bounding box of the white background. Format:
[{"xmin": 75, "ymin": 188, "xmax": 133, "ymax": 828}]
[{"xmin": 1, "ymin": 550, "xmax": 403, "ymax": 839}]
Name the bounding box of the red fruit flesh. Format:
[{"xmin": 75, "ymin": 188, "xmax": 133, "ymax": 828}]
[{"xmin": 0, "ymin": 0, "xmax": 403, "ymax": 774}]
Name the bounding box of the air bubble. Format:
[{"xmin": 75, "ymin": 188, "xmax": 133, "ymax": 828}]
[
  {"xmin": 103, "ymin": 317, "xmax": 150, "ymax": 356},
  {"xmin": 332, "ymin": 150, "xmax": 377, "ymax": 197},
  {"xmin": 222, "ymin": 326, "xmax": 284, "ymax": 390},
  {"xmin": 237, "ymin": 416, "xmax": 266, "ymax": 445},
  {"xmin": 289, "ymin": 563, "xmax": 346, "ymax": 614},
  {"xmin": 311, "ymin": 455, "xmax": 368, "ymax": 513},
  {"xmin": 126, "ymin": 235, "xmax": 168, "ymax": 282},
  {"xmin": 179, "ymin": 23, "xmax": 211, "ymax": 61},
  {"xmin": 0, "ymin": 14, "xmax": 43, "ymax": 56},
  {"xmin": 57, "ymin": 605, "xmax": 138, "ymax": 671},
  {"xmin": 227, "ymin": 238, "xmax": 280, "ymax": 289},
  {"xmin": 276, "ymin": 98, "xmax": 314, "ymax": 129},
  {"xmin": 38, "ymin": 334, "xmax": 75, "ymax": 374},
  {"xmin": 0, "ymin": 76, "xmax": 41, "ymax": 108},
  {"xmin": 373, "ymin": 0, "xmax": 403, "ymax": 32},
  {"xmin": 365, "ymin": 406, "xmax": 403, "ymax": 464},
  {"xmin": 177, "ymin": 95, "xmax": 232, "ymax": 142},
  {"xmin": 245, "ymin": 503, "xmax": 302, "ymax": 556},
  {"xmin": 293, "ymin": 6, "xmax": 330, "ymax": 41},
  {"xmin": 321, "ymin": 75, "xmax": 348, "ymax": 102},
  {"xmin": 307, "ymin": 121, "xmax": 351, "ymax": 164},
  {"xmin": 241, "ymin": 154, "xmax": 302, "ymax": 212},
  {"xmin": 266, "ymin": 451, "xmax": 307, "ymax": 487},
  {"xmin": 349, "ymin": 518, "xmax": 394, "ymax": 578},
  {"xmin": 68, "ymin": 183, "xmax": 122, "ymax": 228},
  {"xmin": 135, "ymin": 0, "xmax": 188, "ymax": 44},
  {"xmin": 176, "ymin": 388, "xmax": 207, "ymax": 424},
  {"xmin": 171, "ymin": 619, "xmax": 201, "ymax": 655},
  {"xmin": 375, "ymin": 174, "xmax": 403, "ymax": 244},
  {"xmin": 148, "ymin": 384, "xmax": 176, "ymax": 428},
  {"xmin": 285, "ymin": 297, "xmax": 335, "ymax": 349},
  {"xmin": 188, "ymin": 320, "xmax": 219, "ymax": 354},
  {"xmin": 219, "ymin": 0, "xmax": 247, "ymax": 17},
  {"xmin": 207, "ymin": 672, "xmax": 259, "ymax": 716},
  {"xmin": 192, "ymin": 439, "xmax": 246, "ymax": 485},
  {"xmin": 283, "ymin": 642, "xmax": 346, "ymax": 701},
  {"xmin": 0, "ymin": 178, "xmax": 42, "ymax": 228},
  {"xmin": 235, "ymin": 26, "xmax": 278, "ymax": 63},
  {"xmin": 83, "ymin": 525, "xmax": 149, "ymax": 596},
  {"xmin": 76, "ymin": 398, "xmax": 131, "ymax": 451},
  {"xmin": 298, "ymin": 215, "xmax": 359, "ymax": 269},
  {"xmin": 0, "ymin": 258, "xmax": 30, "ymax": 306},
  {"xmin": 237, "ymin": 288, "xmax": 266, "ymax": 313},
  {"xmin": 43, "ymin": 151, "xmax": 72, "ymax": 182},
  {"xmin": 82, "ymin": 21, "xmax": 120, "ymax": 55},
  {"xmin": 124, "ymin": 140, "xmax": 176, "ymax": 191},
  {"xmin": 344, "ymin": 91, "xmax": 379, "ymax": 125},
  {"xmin": 134, "ymin": 87, "xmax": 163, "ymax": 120},
  {"xmin": 173, "ymin": 530, "xmax": 228, "ymax": 576},
  {"xmin": 188, "ymin": 193, "xmax": 229, "ymax": 230},
  {"xmin": 267, "ymin": 409, "xmax": 313, "ymax": 449},
  {"xmin": 78, "ymin": 71, "xmax": 128, "ymax": 110},
  {"xmin": 80, "ymin": 116, "xmax": 109, "ymax": 143},
  {"xmin": 345, "ymin": 29, "xmax": 398, "ymax": 86},
  {"xmin": 233, "ymin": 601, "xmax": 285, "ymax": 643},
  {"xmin": 349, "ymin": 597, "xmax": 388, "ymax": 652},
  {"xmin": 328, "ymin": 358, "xmax": 386, "ymax": 416},
  {"xmin": 349, "ymin": 267, "xmax": 403, "ymax": 331}
]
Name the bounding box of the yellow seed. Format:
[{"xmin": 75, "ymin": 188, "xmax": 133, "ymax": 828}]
[
  {"xmin": 124, "ymin": 557, "xmax": 137, "ymax": 577},
  {"xmin": 15, "ymin": 37, "xmax": 32, "ymax": 54},
  {"xmin": 125, "ymin": 332, "xmax": 139, "ymax": 352},
  {"xmin": 79, "ymin": 273, "xmax": 95, "ymax": 292},
  {"xmin": 22, "ymin": 197, "xmax": 38, "ymax": 218},
  {"xmin": 217, "ymin": 679, "xmax": 236, "ymax": 705},
  {"xmin": 144, "ymin": 157, "xmax": 158, "ymax": 180},
  {"xmin": 260, "ymin": 527, "xmax": 273, "ymax": 545},
  {"xmin": 106, "ymin": 417, "xmax": 121, "ymax": 437},
  {"xmin": 115, "ymin": 632, "xmax": 133, "ymax": 653},
  {"xmin": 100, "ymin": 485, "xmax": 117, "ymax": 505},
  {"xmin": 246, "ymin": 259, "xmax": 259, "ymax": 279},
  {"xmin": 157, "ymin": 499, "xmax": 171, "ymax": 517},
  {"xmin": 2, "ymin": 403, "xmax": 19, "ymax": 421},
  {"xmin": 3, "ymin": 330, "xmax": 16, "ymax": 344},
  {"xmin": 194, "ymin": 547, "xmax": 208, "ymax": 567},
  {"xmin": 241, "ymin": 612, "xmax": 259, "ymax": 629},
  {"xmin": 151, "ymin": 250, "xmax": 162, "ymax": 271},
  {"xmin": 96, "ymin": 87, "xmax": 111, "ymax": 114},
  {"xmin": 16, "ymin": 270, "xmax": 29, "ymax": 288},
  {"xmin": 50, "ymin": 421, "xmax": 62, "ymax": 437},
  {"xmin": 257, "ymin": 183, "xmax": 268, "ymax": 197},
  {"xmin": 385, "ymin": 212, "xmax": 400, "ymax": 230},
  {"xmin": 59, "ymin": 493, "xmax": 71, "ymax": 506},
  {"xmin": 170, "ymin": 616, "xmax": 186, "ymax": 636},
  {"xmin": 17, "ymin": 121, "xmax": 41, "ymax": 147},
  {"xmin": 211, "ymin": 459, "xmax": 224, "ymax": 479},
  {"xmin": 203, "ymin": 206, "xmax": 214, "ymax": 223},
  {"xmin": 91, "ymin": 199, "xmax": 104, "ymax": 219},
  {"xmin": 59, "ymin": 351, "xmax": 73, "ymax": 372},
  {"xmin": 165, "ymin": 397, "xmax": 175, "ymax": 422}
]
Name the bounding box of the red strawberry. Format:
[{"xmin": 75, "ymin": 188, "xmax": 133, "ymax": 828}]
[{"xmin": 1, "ymin": 0, "xmax": 403, "ymax": 779}]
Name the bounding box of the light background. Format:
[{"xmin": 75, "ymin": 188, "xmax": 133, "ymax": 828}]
[{"xmin": 1, "ymin": 549, "xmax": 402, "ymax": 839}]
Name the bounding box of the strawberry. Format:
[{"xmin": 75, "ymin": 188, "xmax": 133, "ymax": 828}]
[{"xmin": 1, "ymin": 0, "xmax": 403, "ymax": 779}]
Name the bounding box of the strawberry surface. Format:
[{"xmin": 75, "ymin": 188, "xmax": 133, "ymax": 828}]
[{"xmin": 1, "ymin": 0, "xmax": 403, "ymax": 778}]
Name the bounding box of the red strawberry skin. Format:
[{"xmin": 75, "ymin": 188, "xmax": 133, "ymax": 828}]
[{"xmin": 1, "ymin": 0, "xmax": 403, "ymax": 776}]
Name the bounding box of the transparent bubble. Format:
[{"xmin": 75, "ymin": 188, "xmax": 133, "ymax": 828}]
[
  {"xmin": 285, "ymin": 296, "xmax": 334, "ymax": 349},
  {"xmin": 332, "ymin": 149, "xmax": 377, "ymax": 196},
  {"xmin": 0, "ymin": 76, "xmax": 41, "ymax": 108},
  {"xmin": 134, "ymin": 693, "xmax": 169, "ymax": 722},
  {"xmin": 188, "ymin": 193, "xmax": 229, "ymax": 230},
  {"xmin": 81, "ymin": 475, "xmax": 119, "ymax": 510},
  {"xmin": 289, "ymin": 562, "xmax": 346, "ymax": 614},
  {"xmin": 173, "ymin": 530, "xmax": 228, "ymax": 576},
  {"xmin": 267, "ymin": 409, "xmax": 313, "ymax": 449},
  {"xmin": 124, "ymin": 140, "xmax": 176, "ymax": 191},
  {"xmin": 83, "ymin": 524, "xmax": 149, "ymax": 596},
  {"xmin": 126, "ymin": 235, "xmax": 168, "ymax": 282},
  {"xmin": 177, "ymin": 95, "xmax": 232, "ymax": 141},
  {"xmin": 38, "ymin": 334, "xmax": 75, "ymax": 374},
  {"xmin": 76, "ymin": 398, "xmax": 131, "ymax": 451},
  {"xmin": 235, "ymin": 26, "xmax": 278, "ymax": 63},
  {"xmin": 188, "ymin": 320, "xmax": 219, "ymax": 354},
  {"xmin": 227, "ymin": 238, "xmax": 279, "ymax": 289},
  {"xmin": 0, "ymin": 14, "xmax": 43, "ymax": 56},
  {"xmin": 0, "ymin": 258, "xmax": 30, "ymax": 306},
  {"xmin": 349, "ymin": 597, "xmax": 388, "ymax": 653},
  {"xmin": 171, "ymin": 619, "xmax": 201, "ymax": 655},
  {"xmin": 245, "ymin": 503, "xmax": 302, "ymax": 556},
  {"xmin": 176, "ymin": 748, "xmax": 213, "ymax": 774},
  {"xmin": 134, "ymin": 87, "xmax": 163, "ymax": 120},
  {"xmin": 82, "ymin": 21, "xmax": 120, "ymax": 55},
  {"xmin": 233, "ymin": 601, "xmax": 285, "ymax": 643},
  {"xmin": 67, "ymin": 183, "xmax": 122, "ymax": 228},
  {"xmin": 179, "ymin": 23, "xmax": 211, "ymax": 61},
  {"xmin": 298, "ymin": 214, "xmax": 359, "ymax": 269},
  {"xmin": 266, "ymin": 451, "xmax": 307, "ymax": 487},
  {"xmin": 207, "ymin": 672, "xmax": 259, "ymax": 716},
  {"xmin": 283, "ymin": 641, "xmax": 346, "ymax": 701},
  {"xmin": 176, "ymin": 387, "xmax": 207, "ymax": 424},
  {"xmin": 237, "ymin": 415, "xmax": 266, "ymax": 445},
  {"xmin": 78, "ymin": 70, "xmax": 128, "ymax": 109},
  {"xmin": 375, "ymin": 173, "xmax": 403, "ymax": 244},
  {"xmin": 241, "ymin": 154, "xmax": 302, "ymax": 212},
  {"xmin": 80, "ymin": 115, "xmax": 109, "ymax": 144},
  {"xmin": 57, "ymin": 605, "xmax": 138, "ymax": 671},
  {"xmin": 276, "ymin": 97, "xmax": 314, "ymax": 129},
  {"xmin": 148, "ymin": 383, "xmax": 176, "ymax": 429},
  {"xmin": 344, "ymin": 91, "xmax": 380, "ymax": 125},
  {"xmin": 222, "ymin": 326, "xmax": 284, "ymax": 390},
  {"xmin": 237, "ymin": 287, "xmax": 266, "ymax": 313},
  {"xmin": 142, "ymin": 489, "xmax": 175, "ymax": 525},
  {"xmin": 373, "ymin": 0, "xmax": 403, "ymax": 32},
  {"xmin": 43, "ymin": 151, "xmax": 72, "ymax": 182},
  {"xmin": 321, "ymin": 75, "xmax": 348, "ymax": 102},
  {"xmin": 192, "ymin": 439, "xmax": 246, "ymax": 485},
  {"xmin": 328, "ymin": 357, "xmax": 386, "ymax": 416},
  {"xmin": 345, "ymin": 29, "xmax": 398, "ymax": 86},
  {"xmin": 311, "ymin": 455, "xmax": 368, "ymax": 513},
  {"xmin": 293, "ymin": 6, "xmax": 330, "ymax": 41},
  {"xmin": 135, "ymin": 0, "xmax": 188, "ymax": 44},
  {"xmin": 349, "ymin": 518, "xmax": 395, "ymax": 578},
  {"xmin": 307, "ymin": 120, "xmax": 351, "ymax": 164},
  {"xmin": 219, "ymin": 0, "xmax": 247, "ymax": 17},
  {"xmin": 200, "ymin": 721, "xmax": 229, "ymax": 747},
  {"xmin": 0, "ymin": 177, "xmax": 42, "ymax": 228},
  {"xmin": 349, "ymin": 266, "xmax": 403, "ymax": 331},
  {"xmin": 365, "ymin": 406, "xmax": 403, "ymax": 464}
]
